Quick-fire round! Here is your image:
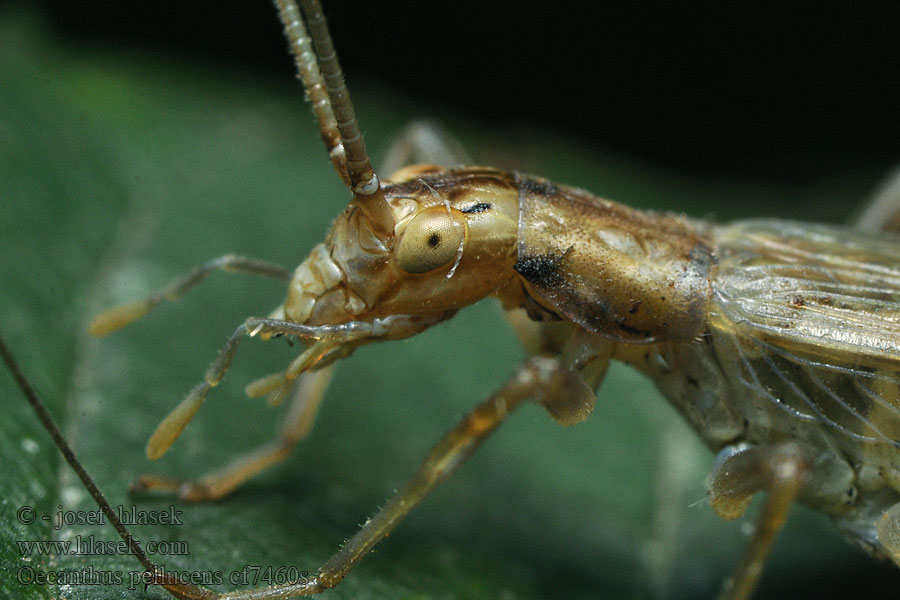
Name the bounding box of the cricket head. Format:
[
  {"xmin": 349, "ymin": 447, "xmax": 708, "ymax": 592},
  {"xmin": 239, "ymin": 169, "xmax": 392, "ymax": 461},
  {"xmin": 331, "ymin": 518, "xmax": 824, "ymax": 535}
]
[{"xmin": 281, "ymin": 166, "xmax": 520, "ymax": 334}]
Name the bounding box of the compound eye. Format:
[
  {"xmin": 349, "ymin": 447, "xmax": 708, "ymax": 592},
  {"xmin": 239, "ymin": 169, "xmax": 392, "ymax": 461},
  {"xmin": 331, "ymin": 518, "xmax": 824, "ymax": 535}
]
[{"xmin": 395, "ymin": 207, "xmax": 466, "ymax": 274}]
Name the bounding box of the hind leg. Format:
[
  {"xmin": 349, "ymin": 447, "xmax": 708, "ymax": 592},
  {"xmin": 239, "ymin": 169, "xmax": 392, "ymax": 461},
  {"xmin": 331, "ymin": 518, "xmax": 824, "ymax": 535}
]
[{"xmin": 708, "ymin": 442, "xmax": 811, "ymax": 600}]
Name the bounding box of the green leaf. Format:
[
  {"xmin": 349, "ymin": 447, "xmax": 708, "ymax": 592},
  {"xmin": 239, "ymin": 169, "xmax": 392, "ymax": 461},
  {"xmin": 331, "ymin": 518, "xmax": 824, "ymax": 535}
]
[{"xmin": 1, "ymin": 7, "xmax": 894, "ymax": 600}]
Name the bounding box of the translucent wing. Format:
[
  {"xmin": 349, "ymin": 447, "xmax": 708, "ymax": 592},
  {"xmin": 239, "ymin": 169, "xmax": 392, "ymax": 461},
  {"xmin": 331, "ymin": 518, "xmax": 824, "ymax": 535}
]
[
  {"xmin": 713, "ymin": 219, "xmax": 900, "ymax": 369},
  {"xmin": 710, "ymin": 219, "xmax": 900, "ymax": 457}
]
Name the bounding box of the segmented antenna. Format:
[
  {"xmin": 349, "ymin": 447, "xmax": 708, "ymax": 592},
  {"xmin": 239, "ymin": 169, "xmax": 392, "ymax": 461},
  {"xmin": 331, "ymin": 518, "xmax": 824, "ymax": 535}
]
[
  {"xmin": 0, "ymin": 333, "xmax": 215, "ymax": 599},
  {"xmin": 273, "ymin": 0, "xmax": 347, "ymax": 186},
  {"xmin": 274, "ymin": 0, "xmax": 395, "ymax": 240}
]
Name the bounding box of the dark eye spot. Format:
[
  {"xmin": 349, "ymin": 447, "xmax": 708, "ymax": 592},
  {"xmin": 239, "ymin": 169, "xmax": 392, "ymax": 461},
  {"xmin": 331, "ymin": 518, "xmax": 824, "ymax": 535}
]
[{"xmin": 427, "ymin": 233, "xmax": 441, "ymax": 247}]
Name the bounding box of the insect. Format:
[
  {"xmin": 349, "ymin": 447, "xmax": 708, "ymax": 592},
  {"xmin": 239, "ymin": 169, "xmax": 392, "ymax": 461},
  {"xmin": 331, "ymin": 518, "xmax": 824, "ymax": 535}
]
[{"xmin": 3, "ymin": 2, "xmax": 898, "ymax": 600}]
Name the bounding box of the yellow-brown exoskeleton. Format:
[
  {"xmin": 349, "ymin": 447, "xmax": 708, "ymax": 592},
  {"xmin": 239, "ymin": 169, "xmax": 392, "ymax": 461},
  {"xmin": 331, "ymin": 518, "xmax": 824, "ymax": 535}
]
[{"xmin": 86, "ymin": 1, "xmax": 900, "ymax": 599}]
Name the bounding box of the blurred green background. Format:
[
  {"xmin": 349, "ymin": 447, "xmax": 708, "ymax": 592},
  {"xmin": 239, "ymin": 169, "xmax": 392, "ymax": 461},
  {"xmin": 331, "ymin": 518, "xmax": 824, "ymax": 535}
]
[{"xmin": 2, "ymin": 4, "xmax": 899, "ymax": 600}]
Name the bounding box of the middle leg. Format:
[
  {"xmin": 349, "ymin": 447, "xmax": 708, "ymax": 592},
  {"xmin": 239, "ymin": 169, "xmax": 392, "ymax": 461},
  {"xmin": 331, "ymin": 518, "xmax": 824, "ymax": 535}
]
[
  {"xmin": 708, "ymin": 442, "xmax": 811, "ymax": 600},
  {"xmin": 210, "ymin": 354, "xmax": 593, "ymax": 598}
]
